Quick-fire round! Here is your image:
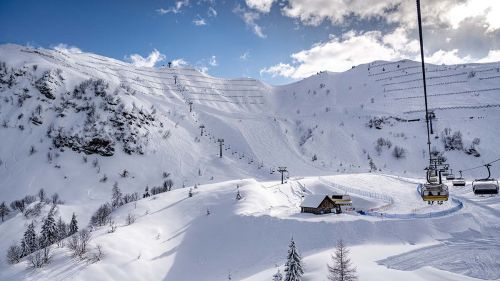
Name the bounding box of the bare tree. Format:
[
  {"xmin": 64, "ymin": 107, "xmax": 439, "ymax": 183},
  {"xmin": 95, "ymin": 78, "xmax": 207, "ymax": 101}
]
[{"xmin": 327, "ymin": 240, "xmax": 357, "ymax": 281}]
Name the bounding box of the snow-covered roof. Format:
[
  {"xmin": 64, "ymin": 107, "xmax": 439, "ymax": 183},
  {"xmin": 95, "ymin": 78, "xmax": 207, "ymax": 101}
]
[{"xmin": 300, "ymin": 195, "xmax": 330, "ymax": 208}]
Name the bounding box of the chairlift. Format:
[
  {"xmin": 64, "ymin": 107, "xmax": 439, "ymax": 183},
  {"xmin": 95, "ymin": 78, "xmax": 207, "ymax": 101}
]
[
  {"xmin": 421, "ymin": 168, "xmax": 449, "ymax": 204},
  {"xmin": 472, "ymin": 164, "xmax": 499, "ymax": 195},
  {"xmin": 452, "ymin": 170, "xmax": 466, "ymax": 187},
  {"xmin": 270, "ymin": 168, "xmax": 275, "ymax": 175},
  {"xmin": 446, "ymin": 169, "xmax": 455, "ymax": 180},
  {"xmin": 426, "ymin": 167, "xmax": 438, "ymax": 183}
]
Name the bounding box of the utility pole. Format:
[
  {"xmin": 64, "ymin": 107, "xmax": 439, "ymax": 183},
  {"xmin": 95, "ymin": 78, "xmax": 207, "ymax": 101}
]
[
  {"xmin": 277, "ymin": 167, "xmax": 288, "ymax": 184},
  {"xmin": 188, "ymin": 101, "xmax": 193, "ymax": 112},
  {"xmin": 217, "ymin": 139, "xmax": 224, "ymax": 158}
]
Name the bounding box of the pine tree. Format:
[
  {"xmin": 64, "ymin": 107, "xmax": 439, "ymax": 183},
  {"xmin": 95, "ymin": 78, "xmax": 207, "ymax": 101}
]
[
  {"xmin": 0, "ymin": 201, "xmax": 10, "ymax": 222},
  {"xmin": 23, "ymin": 222, "xmax": 38, "ymax": 255},
  {"xmin": 68, "ymin": 213, "xmax": 78, "ymax": 235},
  {"xmin": 284, "ymin": 238, "xmax": 303, "ymax": 281},
  {"xmin": 327, "ymin": 240, "xmax": 357, "ymax": 281},
  {"xmin": 111, "ymin": 182, "xmax": 123, "ymax": 209},
  {"xmin": 56, "ymin": 217, "xmax": 67, "ymax": 241},
  {"xmin": 40, "ymin": 206, "xmax": 58, "ymax": 248},
  {"xmin": 143, "ymin": 186, "xmax": 150, "ymax": 198},
  {"xmin": 273, "ymin": 268, "xmax": 283, "ymax": 281}
]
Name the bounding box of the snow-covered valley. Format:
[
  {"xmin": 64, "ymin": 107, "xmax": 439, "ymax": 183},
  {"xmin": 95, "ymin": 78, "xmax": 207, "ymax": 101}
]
[{"xmin": 1, "ymin": 44, "xmax": 500, "ymax": 280}]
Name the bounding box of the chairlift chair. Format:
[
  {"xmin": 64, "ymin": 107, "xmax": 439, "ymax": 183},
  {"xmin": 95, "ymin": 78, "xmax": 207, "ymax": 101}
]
[
  {"xmin": 446, "ymin": 169, "xmax": 455, "ymax": 180},
  {"xmin": 421, "ymin": 168, "xmax": 449, "ymax": 204},
  {"xmin": 452, "ymin": 170, "xmax": 466, "ymax": 186},
  {"xmin": 426, "ymin": 167, "xmax": 438, "ymax": 183},
  {"xmin": 472, "ymin": 164, "xmax": 499, "ymax": 195}
]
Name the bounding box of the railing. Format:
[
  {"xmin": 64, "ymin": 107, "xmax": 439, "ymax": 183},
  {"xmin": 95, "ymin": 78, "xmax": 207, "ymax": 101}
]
[{"xmin": 362, "ymin": 198, "xmax": 463, "ymax": 219}]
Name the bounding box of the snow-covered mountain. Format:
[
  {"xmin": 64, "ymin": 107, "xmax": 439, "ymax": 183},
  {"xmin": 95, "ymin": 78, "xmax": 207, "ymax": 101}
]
[{"xmin": 1, "ymin": 44, "xmax": 500, "ymax": 281}]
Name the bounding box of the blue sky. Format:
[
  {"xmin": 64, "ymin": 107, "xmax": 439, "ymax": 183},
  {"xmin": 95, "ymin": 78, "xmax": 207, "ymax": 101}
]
[{"xmin": 1, "ymin": 0, "xmax": 500, "ymax": 85}]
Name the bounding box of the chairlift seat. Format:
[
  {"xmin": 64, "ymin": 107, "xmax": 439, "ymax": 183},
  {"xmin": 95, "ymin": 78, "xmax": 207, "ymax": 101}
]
[
  {"xmin": 420, "ymin": 183, "xmax": 449, "ymax": 202},
  {"xmin": 472, "ymin": 180, "xmax": 499, "ymax": 195}
]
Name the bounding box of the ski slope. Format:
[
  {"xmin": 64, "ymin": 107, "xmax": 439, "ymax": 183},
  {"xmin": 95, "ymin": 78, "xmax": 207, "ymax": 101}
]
[{"xmin": 1, "ymin": 44, "xmax": 500, "ymax": 280}]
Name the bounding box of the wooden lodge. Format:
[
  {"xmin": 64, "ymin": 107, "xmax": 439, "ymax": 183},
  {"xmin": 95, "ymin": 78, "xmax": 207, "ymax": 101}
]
[{"xmin": 300, "ymin": 195, "xmax": 340, "ymax": 215}]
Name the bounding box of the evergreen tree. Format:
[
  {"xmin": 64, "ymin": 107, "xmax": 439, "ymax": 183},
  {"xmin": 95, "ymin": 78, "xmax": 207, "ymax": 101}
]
[
  {"xmin": 273, "ymin": 268, "xmax": 283, "ymax": 281},
  {"xmin": 284, "ymin": 238, "xmax": 303, "ymax": 281},
  {"xmin": 38, "ymin": 188, "xmax": 46, "ymax": 202},
  {"xmin": 40, "ymin": 206, "xmax": 58, "ymax": 248},
  {"xmin": 0, "ymin": 201, "xmax": 10, "ymax": 222},
  {"xmin": 327, "ymin": 240, "xmax": 357, "ymax": 281},
  {"xmin": 68, "ymin": 213, "xmax": 78, "ymax": 235},
  {"xmin": 23, "ymin": 222, "xmax": 38, "ymax": 255},
  {"xmin": 111, "ymin": 182, "xmax": 123, "ymax": 209},
  {"xmin": 56, "ymin": 216, "xmax": 68, "ymax": 241},
  {"xmin": 143, "ymin": 186, "xmax": 150, "ymax": 198}
]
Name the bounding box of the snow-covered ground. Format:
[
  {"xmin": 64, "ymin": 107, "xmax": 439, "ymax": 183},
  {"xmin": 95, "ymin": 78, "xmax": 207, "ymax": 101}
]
[{"xmin": 0, "ymin": 44, "xmax": 500, "ymax": 280}]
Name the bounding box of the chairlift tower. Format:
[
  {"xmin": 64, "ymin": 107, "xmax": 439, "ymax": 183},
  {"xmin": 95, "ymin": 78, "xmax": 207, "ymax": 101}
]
[
  {"xmin": 277, "ymin": 167, "xmax": 288, "ymax": 184},
  {"xmin": 217, "ymin": 139, "xmax": 224, "ymax": 158},
  {"xmin": 188, "ymin": 101, "xmax": 193, "ymax": 112},
  {"xmin": 199, "ymin": 125, "xmax": 205, "ymax": 136}
]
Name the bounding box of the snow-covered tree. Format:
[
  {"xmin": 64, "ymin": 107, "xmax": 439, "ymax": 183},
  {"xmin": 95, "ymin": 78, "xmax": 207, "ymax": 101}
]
[
  {"xmin": 0, "ymin": 201, "xmax": 10, "ymax": 221},
  {"xmin": 23, "ymin": 222, "xmax": 38, "ymax": 255},
  {"xmin": 56, "ymin": 217, "xmax": 67, "ymax": 245},
  {"xmin": 143, "ymin": 186, "xmax": 150, "ymax": 198},
  {"xmin": 90, "ymin": 203, "xmax": 112, "ymax": 226},
  {"xmin": 111, "ymin": 182, "xmax": 123, "ymax": 209},
  {"xmin": 284, "ymin": 238, "xmax": 303, "ymax": 281},
  {"xmin": 68, "ymin": 212, "xmax": 78, "ymax": 235},
  {"xmin": 38, "ymin": 188, "xmax": 46, "ymax": 202},
  {"xmin": 273, "ymin": 268, "xmax": 283, "ymax": 281},
  {"xmin": 40, "ymin": 206, "xmax": 58, "ymax": 248},
  {"xmin": 327, "ymin": 240, "xmax": 357, "ymax": 281},
  {"xmin": 6, "ymin": 244, "xmax": 22, "ymax": 264}
]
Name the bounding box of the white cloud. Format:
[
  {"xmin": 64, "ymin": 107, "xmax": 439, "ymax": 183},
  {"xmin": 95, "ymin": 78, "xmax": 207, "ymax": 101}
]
[
  {"xmin": 282, "ymin": 0, "xmax": 400, "ymax": 26},
  {"xmin": 156, "ymin": 0, "xmax": 189, "ymax": 15},
  {"xmin": 245, "ymin": 0, "xmax": 276, "ymax": 13},
  {"xmin": 260, "ymin": 29, "xmax": 500, "ymax": 80},
  {"xmin": 240, "ymin": 51, "xmax": 250, "ymax": 61},
  {"xmin": 280, "ymin": 0, "xmax": 500, "ymax": 33},
  {"xmin": 260, "ymin": 63, "xmax": 296, "ymax": 78},
  {"xmin": 193, "ymin": 17, "xmax": 207, "ymax": 26},
  {"xmin": 207, "ymin": 7, "xmax": 217, "ymax": 17},
  {"xmin": 261, "ymin": 31, "xmax": 401, "ymax": 79},
  {"xmin": 156, "ymin": 8, "xmax": 168, "ymax": 15},
  {"xmin": 209, "ymin": 55, "xmax": 218, "ymax": 66},
  {"xmin": 425, "ymin": 49, "xmax": 473, "ymax": 65},
  {"xmin": 171, "ymin": 58, "xmax": 188, "ymax": 67},
  {"xmin": 52, "ymin": 43, "xmax": 82, "ymax": 54},
  {"xmin": 478, "ymin": 50, "xmax": 500, "ymax": 63},
  {"xmin": 127, "ymin": 49, "xmax": 166, "ymax": 68},
  {"xmin": 234, "ymin": 5, "xmax": 266, "ymax": 38}
]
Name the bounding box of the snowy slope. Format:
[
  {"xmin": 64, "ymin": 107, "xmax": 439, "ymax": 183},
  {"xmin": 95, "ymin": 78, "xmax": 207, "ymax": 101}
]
[{"xmin": 1, "ymin": 44, "xmax": 500, "ymax": 280}]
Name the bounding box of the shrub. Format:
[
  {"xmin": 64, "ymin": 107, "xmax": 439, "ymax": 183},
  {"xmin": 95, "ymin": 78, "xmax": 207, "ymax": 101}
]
[{"xmin": 392, "ymin": 146, "xmax": 406, "ymax": 159}]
